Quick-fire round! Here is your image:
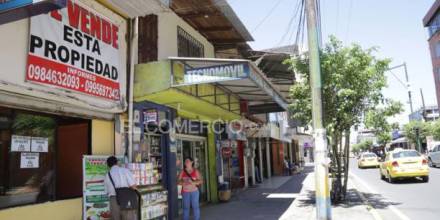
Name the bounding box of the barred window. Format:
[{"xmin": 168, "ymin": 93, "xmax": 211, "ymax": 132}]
[{"xmin": 177, "ymin": 27, "xmax": 204, "ymax": 58}]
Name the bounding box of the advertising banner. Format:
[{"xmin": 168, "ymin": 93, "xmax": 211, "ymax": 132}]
[
  {"xmin": 83, "ymin": 155, "xmax": 123, "ymax": 220},
  {"xmin": 27, "ymin": 0, "xmax": 122, "ymax": 101}
]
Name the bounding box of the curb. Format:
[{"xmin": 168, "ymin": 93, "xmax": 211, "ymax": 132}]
[{"xmin": 349, "ymin": 174, "xmax": 383, "ymax": 220}]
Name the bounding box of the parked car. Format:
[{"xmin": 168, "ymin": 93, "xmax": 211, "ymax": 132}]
[
  {"xmin": 380, "ymin": 149, "xmax": 429, "ymax": 183},
  {"xmin": 358, "ymin": 152, "xmax": 380, "ymax": 168},
  {"xmin": 428, "ymin": 145, "xmax": 440, "ymax": 167}
]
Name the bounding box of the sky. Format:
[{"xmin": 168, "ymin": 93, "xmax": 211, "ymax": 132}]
[{"xmin": 227, "ymin": 0, "xmax": 436, "ymax": 125}]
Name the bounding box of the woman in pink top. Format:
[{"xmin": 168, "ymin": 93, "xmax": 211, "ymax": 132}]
[{"xmin": 178, "ymin": 157, "xmax": 202, "ymax": 220}]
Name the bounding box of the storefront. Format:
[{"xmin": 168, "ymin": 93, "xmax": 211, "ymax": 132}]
[{"xmin": 134, "ymin": 57, "xmax": 288, "ymax": 218}]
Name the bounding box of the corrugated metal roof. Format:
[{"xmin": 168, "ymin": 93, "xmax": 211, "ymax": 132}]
[
  {"xmin": 105, "ymin": 0, "xmax": 170, "ymax": 18},
  {"xmin": 212, "ymin": 0, "xmax": 254, "ymax": 41}
]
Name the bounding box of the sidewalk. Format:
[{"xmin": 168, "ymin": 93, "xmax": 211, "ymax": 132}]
[
  {"xmin": 279, "ymin": 172, "xmax": 376, "ymax": 220},
  {"xmin": 201, "ymin": 165, "xmax": 377, "ymax": 220}
]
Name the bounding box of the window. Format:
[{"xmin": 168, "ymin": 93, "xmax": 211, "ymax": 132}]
[
  {"xmin": 177, "ymin": 27, "xmax": 204, "ymax": 58},
  {"xmin": 435, "ymin": 42, "xmax": 440, "ymax": 58},
  {"xmin": 392, "ymin": 151, "xmax": 420, "ymax": 159},
  {"xmin": 0, "ymin": 107, "xmax": 90, "ymax": 209}
]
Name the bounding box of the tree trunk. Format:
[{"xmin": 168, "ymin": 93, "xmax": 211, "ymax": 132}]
[
  {"xmin": 330, "ymin": 130, "xmax": 343, "ymax": 203},
  {"xmin": 342, "ymin": 129, "xmax": 350, "ymax": 198}
]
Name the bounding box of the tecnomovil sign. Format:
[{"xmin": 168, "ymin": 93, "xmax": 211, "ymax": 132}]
[
  {"xmin": 0, "ymin": 0, "xmax": 66, "ymax": 25},
  {"xmin": 174, "ymin": 63, "xmax": 250, "ymax": 86}
]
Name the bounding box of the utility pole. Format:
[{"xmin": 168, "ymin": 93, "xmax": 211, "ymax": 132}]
[
  {"xmin": 402, "ymin": 63, "xmax": 414, "ymax": 114},
  {"xmin": 305, "ymin": 0, "xmax": 332, "ymax": 219},
  {"xmin": 420, "ymin": 88, "xmax": 427, "ymax": 120}
]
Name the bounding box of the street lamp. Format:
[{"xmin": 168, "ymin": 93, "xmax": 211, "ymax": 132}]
[{"xmin": 387, "ymin": 62, "xmax": 414, "ymax": 114}]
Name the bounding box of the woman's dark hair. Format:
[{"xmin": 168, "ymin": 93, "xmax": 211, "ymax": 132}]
[
  {"xmin": 107, "ymin": 156, "xmax": 118, "ymax": 168},
  {"xmin": 184, "ymin": 157, "xmax": 194, "ymax": 168}
]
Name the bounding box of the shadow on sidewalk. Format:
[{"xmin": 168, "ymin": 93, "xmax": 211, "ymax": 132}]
[
  {"xmin": 295, "ymin": 189, "xmax": 402, "ymax": 210},
  {"xmin": 200, "ymin": 166, "xmax": 315, "ymax": 220}
]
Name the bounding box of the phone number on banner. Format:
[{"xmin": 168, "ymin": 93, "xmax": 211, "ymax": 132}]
[{"xmin": 26, "ymin": 55, "xmax": 120, "ymax": 101}]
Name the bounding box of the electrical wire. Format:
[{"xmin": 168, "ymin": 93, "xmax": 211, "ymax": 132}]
[
  {"xmin": 276, "ymin": 0, "xmax": 303, "ymax": 47},
  {"xmin": 344, "ymin": 0, "xmax": 353, "ymax": 43},
  {"xmin": 251, "ymin": 0, "xmax": 285, "ymax": 33}
]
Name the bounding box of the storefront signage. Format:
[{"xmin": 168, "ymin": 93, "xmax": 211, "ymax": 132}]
[
  {"xmin": 11, "ymin": 135, "xmax": 31, "ymax": 152},
  {"xmin": 31, "ymin": 137, "xmax": 49, "ymax": 152},
  {"xmin": 83, "ymin": 155, "xmax": 124, "ymax": 220},
  {"xmin": 143, "ymin": 109, "xmax": 158, "ymax": 125},
  {"xmin": 26, "ymin": 0, "xmax": 122, "ymax": 101},
  {"xmin": 221, "ymin": 147, "xmax": 232, "ymax": 158},
  {"xmin": 20, "ymin": 152, "xmax": 39, "ymax": 168},
  {"xmin": 175, "ymin": 63, "xmax": 250, "ymax": 86}
]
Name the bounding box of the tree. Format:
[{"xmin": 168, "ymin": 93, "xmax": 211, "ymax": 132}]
[
  {"xmin": 431, "ymin": 120, "xmax": 440, "ymax": 141},
  {"xmin": 364, "ymin": 101, "xmax": 404, "ymax": 145},
  {"xmin": 403, "ymin": 120, "xmax": 432, "ymax": 146},
  {"xmin": 287, "ymin": 36, "xmax": 391, "ymax": 202},
  {"xmin": 352, "ymin": 140, "xmax": 373, "ymax": 154}
]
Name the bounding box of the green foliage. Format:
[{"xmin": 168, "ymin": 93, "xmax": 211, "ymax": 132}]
[
  {"xmin": 403, "ymin": 120, "xmax": 432, "ymax": 145},
  {"xmin": 364, "ymin": 101, "xmax": 404, "ymax": 145},
  {"xmin": 352, "ymin": 140, "xmax": 373, "ymax": 153},
  {"xmin": 287, "ymin": 36, "xmax": 391, "ymax": 133},
  {"xmin": 431, "ymin": 120, "xmax": 440, "ymax": 140}
]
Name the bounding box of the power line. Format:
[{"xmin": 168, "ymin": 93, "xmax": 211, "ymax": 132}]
[
  {"xmin": 277, "ymin": 0, "xmax": 303, "ymax": 46},
  {"xmin": 251, "ymin": 0, "xmax": 285, "ymax": 33},
  {"xmin": 344, "ymin": 0, "xmax": 353, "ymax": 43}
]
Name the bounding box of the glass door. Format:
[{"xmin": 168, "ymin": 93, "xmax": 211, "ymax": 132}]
[
  {"xmin": 192, "ymin": 141, "xmax": 208, "ymax": 203},
  {"xmin": 175, "ymin": 136, "xmax": 209, "ymax": 204}
]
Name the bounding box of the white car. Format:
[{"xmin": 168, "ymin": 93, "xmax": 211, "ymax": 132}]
[{"xmin": 428, "ymin": 145, "xmax": 440, "ymax": 167}]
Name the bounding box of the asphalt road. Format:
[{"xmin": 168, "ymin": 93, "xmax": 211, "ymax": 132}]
[{"xmin": 350, "ymin": 158, "xmax": 440, "ymax": 220}]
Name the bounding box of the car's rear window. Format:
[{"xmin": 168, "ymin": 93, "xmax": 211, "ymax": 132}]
[
  {"xmin": 363, "ymin": 154, "xmax": 376, "ymax": 158},
  {"xmin": 393, "ymin": 151, "xmax": 420, "ymax": 158}
]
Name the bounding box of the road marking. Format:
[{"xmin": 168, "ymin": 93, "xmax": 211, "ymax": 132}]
[
  {"xmin": 350, "ymin": 172, "xmax": 412, "ymax": 220},
  {"xmin": 265, "ymin": 193, "xmax": 299, "ymax": 198},
  {"xmin": 353, "ymin": 187, "xmax": 383, "ymax": 220}
]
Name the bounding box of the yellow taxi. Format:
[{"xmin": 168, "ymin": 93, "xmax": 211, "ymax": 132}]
[
  {"xmin": 379, "ymin": 149, "xmax": 429, "ymax": 183},
  {"xmin": 358, "ymin": 152, "xmax": 380, "ymax": 168}
]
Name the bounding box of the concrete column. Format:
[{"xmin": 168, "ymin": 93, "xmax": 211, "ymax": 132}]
[
  {"xmin": 258, "ymin": 138, "xmax": 264, "ymax": 182},
  {"xmin": 289, "ymin": 142, "xmax": 293, "ymax": 164},
  {"xmin": 266, "ymin": 137, "xmax": 271, "ymax": 178},
  {"xmin": 243, "ymin": 141, "xmax": 249, "ymax": 188},
  {"xmin": 251, "ymin": 138, "xmax": 256, "ymax": 185}
]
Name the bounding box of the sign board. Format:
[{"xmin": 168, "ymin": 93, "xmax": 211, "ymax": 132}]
[
  {"xmin": 27, "ymin": 0, "xmax": 122, "ymax": 101},
  {"xmin": 31, "ymin": 137, "xmax": 49, "ymax": 152},
  {"xmin": 83, "ymin": 155, "xmax": 124, "ymax": 220},
  {"xmin": 0, "ymin": 0, "xmax": 33, "ymax": 12},
  {"xmin": 11, "ymin": 135, "xmax": 31, "ymax": 152},
  {"xmin": 20, "ymin": 152, "xmax": 39, "ymax": 168},
  {"xmin": 143, "ymin": 109, "xmax": 158, "ymax": 125},
  {"xmin": 173, "ymin": 63, "xmax": 250, "ymax": 86}
]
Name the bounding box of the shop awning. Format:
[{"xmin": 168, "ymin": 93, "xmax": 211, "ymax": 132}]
[
  {"xmin": 102, "ymin": 0, "xmax": 170, "ymax": 18},
  {"xmin": 169, "ymin": 57, "xmax": 289, "ymax": 113}
]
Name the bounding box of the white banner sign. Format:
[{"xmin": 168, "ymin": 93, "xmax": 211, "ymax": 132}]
[
  {"xmin": 31, "ymin": 137, "xmax": 49, "ymax": 152},
  {"xmin": 20, "ymin": 153, "xmax": 39, "ymax": 168},
  {"xmin": 27, "ymin": 0, "xmax": 122, "ymax": 101},
  {"xmin": 11, "ymin": 135, "xmax": 31, "ymax": 152}
]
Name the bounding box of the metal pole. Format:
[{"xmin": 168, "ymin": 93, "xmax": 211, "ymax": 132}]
[
  {"xmin": 403, "ymin": 63, "xmax": 414, "ymax": 114},
  {"xmin": 420, "ymin": 88, "xmax": 427, "ymax": 120},
  {"xmin": 305, "ymin": 0, "xmax": 332, "ymax": 219}
]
